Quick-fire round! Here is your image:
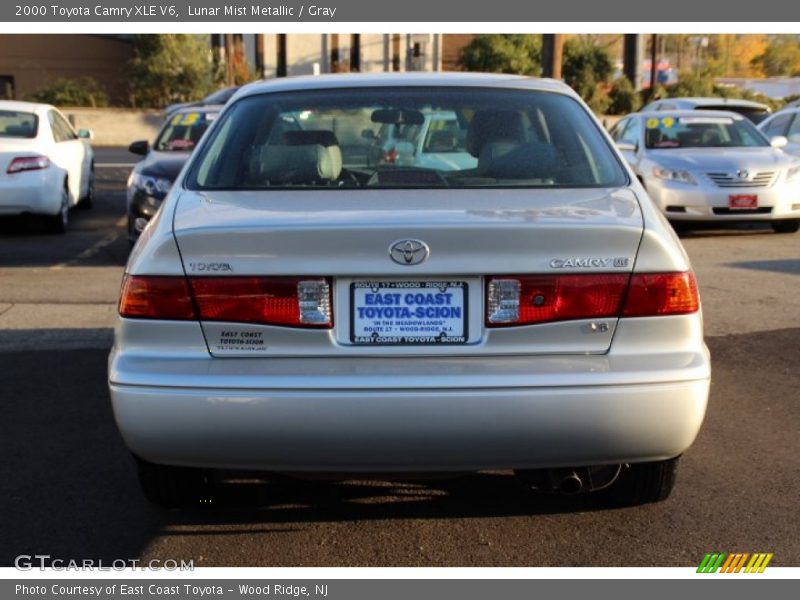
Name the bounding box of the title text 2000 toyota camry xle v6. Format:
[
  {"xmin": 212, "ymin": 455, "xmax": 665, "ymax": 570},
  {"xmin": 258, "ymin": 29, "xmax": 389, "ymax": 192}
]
[{"xmin": 109, "ymin": 74, "xmax": 710, "ymax": 508}]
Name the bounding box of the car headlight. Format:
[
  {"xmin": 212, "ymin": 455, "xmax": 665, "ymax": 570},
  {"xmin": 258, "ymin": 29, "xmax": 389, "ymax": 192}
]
[
  {"xmin": 652, "ymin": 166, "xmax": 697, "ymax": 185},
  {"xmin": 786, "ymin": 164, "xmax": 800, "ymax": 183},
  {"xmin": 129, "ymin": 173, "xmax": 172, "ymax": 197}
]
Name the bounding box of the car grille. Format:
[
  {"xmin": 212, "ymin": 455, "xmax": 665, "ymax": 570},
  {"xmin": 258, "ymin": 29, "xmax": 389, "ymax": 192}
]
[{"xmin": 706, "ymin": 171, "xmax": 776, "ymax": 188}]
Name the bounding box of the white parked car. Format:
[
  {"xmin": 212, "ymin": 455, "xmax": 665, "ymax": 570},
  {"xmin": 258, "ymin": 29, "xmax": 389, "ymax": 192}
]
[
  {"xmin": 0, "ymin": 100, "xmax": 94, "ymax": 233},
  {"xmin": 610, "ymin": 110, "xmax": 800, "ymax": 233},
  {"xmin": 758, "ymin": 107, "xmax": 800, "ymax": 158},
  {"xmin": 109, "ymin": 73, "xmax": 710, "ymax": 508}
]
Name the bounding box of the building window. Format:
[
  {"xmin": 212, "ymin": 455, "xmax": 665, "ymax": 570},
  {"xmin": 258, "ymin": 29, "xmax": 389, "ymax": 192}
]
[
  {"xmin": 350, "ymin": 34, "xmax": 360, "ymax": 72},
  {"xmin": 276, "ymin": 34, "xmax": 287, "ymax": 77},
  {"xmin": 330, "ymin": 34, "xmax": 340, "ymax": 72},
  {"xmin": 0, "ymin": 75, "xmax": 14, "ymax": 100},
  {"xmin": 392, "ymin": 35, "xmax": 401, "ymax": 71}
]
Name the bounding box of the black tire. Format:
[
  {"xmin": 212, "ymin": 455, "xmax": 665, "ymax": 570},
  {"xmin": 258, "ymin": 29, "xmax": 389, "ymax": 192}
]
[
  {"xmin": 45, "ymin": 185, "xmax": 69, "ymax": 234},
  {"xmin": 772, "ymin": 219, "xmax": 799, "ymax": 234},
  {"xmin": 134, "ymin": 456, "xmax": 215, "ymax": 508},
  {"xmin": 78, "ymin": 165, "xmax": 94, "ymax": 210},
  {"xmin": 605, "ymin": 457, "xmax": 680, "ymax": 506}
]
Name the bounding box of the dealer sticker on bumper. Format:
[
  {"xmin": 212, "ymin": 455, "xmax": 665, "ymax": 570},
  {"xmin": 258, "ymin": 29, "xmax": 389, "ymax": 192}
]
[{"xmin": 351, "ymin": 281, "xmax": 467, "ymax": 344}]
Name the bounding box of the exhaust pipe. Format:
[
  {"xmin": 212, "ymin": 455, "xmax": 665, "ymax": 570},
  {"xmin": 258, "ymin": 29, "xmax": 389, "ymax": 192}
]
[
  {"xmin": 516, "ymin": 465, "xmax": 621, "ymax": 495},
  {"xmin": 556, "ymin": 470, "xmax": 584, "ymax": 495}
]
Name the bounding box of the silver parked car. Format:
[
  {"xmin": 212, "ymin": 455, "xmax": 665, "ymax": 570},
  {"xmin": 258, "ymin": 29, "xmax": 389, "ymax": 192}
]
[
  {"xmin": 109, "ymin": 73, "xmax": 710, "ymax": 508},
  {"xmin": 641, "ymin": 97, "xmax": 772, "ymax": 124},
  {"xmin": 610, "ymin": 110, "xmax": 800, "ymax": 233},
  {"xmin": 758, "ymin": 107, "xmax": 800, "ymax": 158}
]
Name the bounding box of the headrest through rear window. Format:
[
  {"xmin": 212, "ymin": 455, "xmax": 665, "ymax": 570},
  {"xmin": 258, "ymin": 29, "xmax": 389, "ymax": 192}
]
[
  {"xmin": 255, "ymin": 144, "xmax": 342, "ymax": 185},
  {"xmin": 466, "ymin": 110, "xmax": 527, "ymax": 157}
]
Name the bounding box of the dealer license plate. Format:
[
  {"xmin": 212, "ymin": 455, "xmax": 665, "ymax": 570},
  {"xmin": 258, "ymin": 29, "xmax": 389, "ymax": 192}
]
[
  {"xmin": 729, "ymin": 194, "xmax": 758, "ymax": 210},
  {"xmin": 351, "ymin": 281, "xmax": 468, "ymax": 345}
]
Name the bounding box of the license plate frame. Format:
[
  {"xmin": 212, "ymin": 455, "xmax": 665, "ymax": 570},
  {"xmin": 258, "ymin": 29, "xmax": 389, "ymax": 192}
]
[
  {"xmin": 350, "ymin": 281, "xmax": 468, "ymax": 345},
  {"xmin": 728, "ymin": 194, "xmax": 758, "ymax": 210}
]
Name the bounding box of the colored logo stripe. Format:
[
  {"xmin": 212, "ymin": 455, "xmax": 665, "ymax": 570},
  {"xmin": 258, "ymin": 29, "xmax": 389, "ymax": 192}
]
[{"xmin": 698, "ymin": 552, "xmax": 773, "ymax": 573}]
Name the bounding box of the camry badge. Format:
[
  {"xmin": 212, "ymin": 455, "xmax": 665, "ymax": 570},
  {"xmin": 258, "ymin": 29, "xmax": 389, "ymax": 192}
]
[{"xmin": 389, "ymin": 239, "xmax": 430, "ymax": 266}]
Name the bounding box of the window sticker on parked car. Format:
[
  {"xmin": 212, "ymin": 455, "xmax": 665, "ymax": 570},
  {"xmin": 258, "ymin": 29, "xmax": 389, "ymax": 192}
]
[{"xmin": 679, "ymin": 117, "xmax": 734, "ymax": 125}]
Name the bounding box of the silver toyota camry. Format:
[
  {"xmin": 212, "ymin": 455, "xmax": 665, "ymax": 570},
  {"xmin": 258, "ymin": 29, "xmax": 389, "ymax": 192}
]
[
  {"xmin": 610, "ymin": 110, "xmax": 800, "ymax": 233},
  {"xmin": 109, "ymin": 73, "xmax": 710, "ymax": 508}
]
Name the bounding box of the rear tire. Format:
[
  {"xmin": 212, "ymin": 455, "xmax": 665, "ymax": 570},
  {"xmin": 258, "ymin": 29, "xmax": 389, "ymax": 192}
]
[
  {"xmin": 134, "ymin": 457, "xmax": 215, "ymax": 508},
  {"xmin": 78, "ymin": 165, "xmax": 94, "ymax": 210},
  {"xmin": 605, "ymin": 457, "xmax": 680, "ymax": 506},
  {"xmin": 772, "ymin": 219, "xmax": 799, "ymax": 234},
  {"xmin": 45, "ymin": 185, "xmax": 69, "ymax": 234}
]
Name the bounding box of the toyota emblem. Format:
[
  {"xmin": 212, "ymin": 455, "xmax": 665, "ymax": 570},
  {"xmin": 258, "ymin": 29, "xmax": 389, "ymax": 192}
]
[{"xmin": 389, "ymin": 239, "xmax": 430, "ymax": 266}]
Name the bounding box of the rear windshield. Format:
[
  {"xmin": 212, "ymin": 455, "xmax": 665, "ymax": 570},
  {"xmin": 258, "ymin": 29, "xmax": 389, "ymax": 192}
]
[
  {"xmin": 0, "ymin": 110, "xmax": 38, "ymax": 138},
  {"xmin": 154, "ymin": 111, "xmax": 217, "ymax": 152},
  {"xmin": 186, "ymin": 87, "xmax": 628, "ymax": 190},
  {"xmin": 644, "ymin": 115, "xmax": 769, "ymax": 149}
]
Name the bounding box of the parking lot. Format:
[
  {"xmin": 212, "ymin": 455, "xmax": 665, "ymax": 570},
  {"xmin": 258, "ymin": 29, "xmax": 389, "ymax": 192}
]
[{"xmin": 1, "ymin": 147, "xmax": 798, "ymax": 567}]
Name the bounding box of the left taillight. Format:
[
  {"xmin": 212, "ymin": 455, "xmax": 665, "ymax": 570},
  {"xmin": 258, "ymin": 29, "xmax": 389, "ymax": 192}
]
[
  {"xmin": 7, "ymin": 155, "xmax": 50, "ymax": 174},
  {"xmin": 118, "ymin": 275, "xmax": 196, "ymax": 320},
  {"xmin": 119, "ymin": 275, "xmax": 333, "ymax": 328},
  {"xmin": 190, "ymin": 277, "xmax": 332, "ymax": 328}
]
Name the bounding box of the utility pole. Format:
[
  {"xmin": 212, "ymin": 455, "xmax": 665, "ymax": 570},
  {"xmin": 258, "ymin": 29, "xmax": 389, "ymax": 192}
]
[
  {"xmin": 650, "ymin": 33, "xmax": 658, "ymax": 95},
  {"xmin": 541, "ymin": 34, "xmax": 564, "ymax": 79},
  {"xmin": 623, "ymin": 34, "xmax": 643, "ymax": 91}
]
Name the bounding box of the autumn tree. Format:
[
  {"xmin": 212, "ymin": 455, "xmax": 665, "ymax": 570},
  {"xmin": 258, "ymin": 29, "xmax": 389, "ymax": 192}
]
[{"xmin": 752, "ymin": 36, "xmax": 800, "ymax": 77}]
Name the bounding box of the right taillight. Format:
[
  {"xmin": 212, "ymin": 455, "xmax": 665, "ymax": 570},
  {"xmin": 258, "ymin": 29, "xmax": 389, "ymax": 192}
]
[
  {"xmin": 485, "ymin": 271, "xmax": 699, "ymax": 326},
  {"xmin": 622, "ymin": 272, "xmax": 700, "ymax": 317},
  {"xmin": 7, "ymin": 155, "xmax": 50, "ymax": 174}
]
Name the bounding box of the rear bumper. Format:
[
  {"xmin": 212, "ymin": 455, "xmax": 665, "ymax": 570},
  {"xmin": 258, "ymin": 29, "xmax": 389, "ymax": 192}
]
[
  {"xmin": 109, "ymin": 352, "xmax": 710, "ymax": 472},
  {"xmin": 0, "ymin": 169, "xmax": 62, "ymax": 216}
]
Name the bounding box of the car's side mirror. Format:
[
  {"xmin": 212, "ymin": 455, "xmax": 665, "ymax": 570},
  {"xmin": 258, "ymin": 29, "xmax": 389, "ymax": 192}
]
[
  {"xmin": 616, "ymin": 141, "xmax": 638, "ymax": 153},
  {"xmin": 77, "ymin": 128, "xmax": 93, "ymax": 140},
  {"xmin": 770, "ymin": 135, "xmax": 789, "ymax": 149},
  {"xmin": 128, "ymin": 140, "xmax": 150, "ymax": 156}
]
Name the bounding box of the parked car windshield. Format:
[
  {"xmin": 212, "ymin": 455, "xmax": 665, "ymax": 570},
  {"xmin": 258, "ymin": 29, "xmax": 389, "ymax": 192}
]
[
  {"xmin": 644, "ymin": 115, "xmax": 769, "ymax": 149},
  {"xmin": 154, "ymin": 110, "xmax": 217, "ymax": 152},
  {"xmin": 0, "ymin": 110, "xmax": 38, "ymax": 138},
  {"xmin": 187, "ymin": 87, "xmax": 628, "ymax": 190}
]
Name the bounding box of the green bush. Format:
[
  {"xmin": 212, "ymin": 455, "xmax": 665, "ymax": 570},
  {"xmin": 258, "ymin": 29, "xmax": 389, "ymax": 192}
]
[
  {"xmin": 607, "ymin": 77, "xmax": 642, "ymax": 115},
  {"xmin": 128, "ymin": 34, "xmax": 220, "ymax": 108},
  {"xmin": 562, "ymin": 39, "xmax": 614, "ymax": 114},
  {"xmin": 26, "ymin": 77, "xmax": 109, "ymax": 107},
  {"xmin": 458, "ymin": 34, "xmax": 541, "ymax": 76}
]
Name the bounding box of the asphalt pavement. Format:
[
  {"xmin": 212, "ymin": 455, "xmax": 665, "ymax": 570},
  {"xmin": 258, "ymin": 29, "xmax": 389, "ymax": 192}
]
[{"xmin": 0, "ymin": 151, "xmax": 798, "ymax": 567}]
